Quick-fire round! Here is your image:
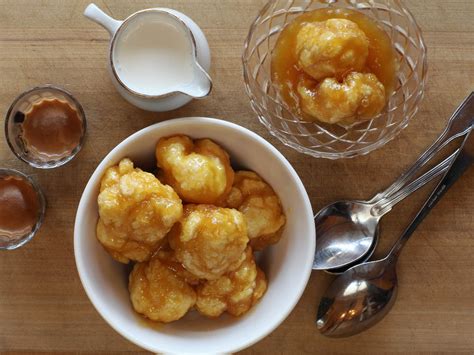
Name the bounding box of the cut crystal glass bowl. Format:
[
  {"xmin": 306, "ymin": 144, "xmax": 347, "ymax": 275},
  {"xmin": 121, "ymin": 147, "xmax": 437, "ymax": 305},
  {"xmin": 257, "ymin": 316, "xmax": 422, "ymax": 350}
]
[{"xmin": 243, "ymin": 0, "xmax": 427, "ymax": 159}]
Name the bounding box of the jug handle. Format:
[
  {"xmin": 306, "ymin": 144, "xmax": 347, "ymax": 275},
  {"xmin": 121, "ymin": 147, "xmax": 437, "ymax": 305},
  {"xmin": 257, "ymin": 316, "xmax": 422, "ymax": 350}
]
[{"xmin": 84, "ymin": 3, "xmax": 122, "ymax": 36}]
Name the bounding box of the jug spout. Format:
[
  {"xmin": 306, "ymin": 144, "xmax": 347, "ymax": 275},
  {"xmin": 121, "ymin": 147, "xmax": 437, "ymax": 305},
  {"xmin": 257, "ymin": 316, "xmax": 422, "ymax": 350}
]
[
  {"xmin": 84, "ymin": 3, "xmax": 122, "ymax": 36},
  {"xmin": 179, "ymin": 62, "xmax": 213, "ymax": 99}
]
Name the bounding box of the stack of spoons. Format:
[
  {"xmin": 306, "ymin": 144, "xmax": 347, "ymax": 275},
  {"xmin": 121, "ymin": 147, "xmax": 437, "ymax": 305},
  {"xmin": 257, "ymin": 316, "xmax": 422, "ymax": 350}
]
[{"xmin": 313, "ymin": 92, "xmax": 474, "ymax": 337}]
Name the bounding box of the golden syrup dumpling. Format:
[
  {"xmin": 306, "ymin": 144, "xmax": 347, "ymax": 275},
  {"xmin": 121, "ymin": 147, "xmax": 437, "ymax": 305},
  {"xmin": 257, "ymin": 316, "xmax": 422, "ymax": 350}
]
[
  {"xmin": 296, "ymin": 18, "xmax": 369, "ymax": 81},
  {"xmin": 195, "ymin": 247, "xmax": 267, "ymax": 317},
  {"xmin": 349, "ymin": 72, "xmax": 387, "ymax": 119},
  {"xmin": 156, "ymin": 245, "xmax": 201, "ymax": 286},
  {"xmin": 129, "ymin": 256, "xmax": 196, "ymax": 323},
  {"xmin": 156, "ymin": 135, "xmax": 234, "ymax": 205},
  {"xmin": 297, "ymin": 72, "xmax": 386, "ymax": 124},
  {"xmin": 226, "ymin": 171, "xmax": 286, "ymax": 250},
  {"xmin": 168, "ymin": 204, "xmax": 249, "ymax": 280},
  {"xmin": 96, "ymin": 158, "xmax": 183, "ymax": 264}
]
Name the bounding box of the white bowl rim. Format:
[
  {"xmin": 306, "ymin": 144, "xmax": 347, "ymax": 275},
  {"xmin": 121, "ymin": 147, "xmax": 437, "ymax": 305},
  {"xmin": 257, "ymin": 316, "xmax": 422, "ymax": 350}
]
[{"xmin": 73, "ymin": 117, "xmax": 315, "ymax": 354}]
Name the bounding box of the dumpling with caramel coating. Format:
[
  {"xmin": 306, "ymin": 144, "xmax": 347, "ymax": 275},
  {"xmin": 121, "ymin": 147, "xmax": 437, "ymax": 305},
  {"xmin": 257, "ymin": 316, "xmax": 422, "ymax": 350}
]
[
  {"xmin": 226, "ymin": 171, "xmax": 286, "ymax": 250},
  {"xmin": 156, "ymin": 245, "xmax": 201, "ymax": 286},
  {"xmin": 296, "ymin": 18, "xmax": 369, "ymax": 81},
  {"xmin": 168, "ymin": 204, "xmax": 249, "ymax": 280},
  {"xmin": 129, "ymin": 256, "xmax": 196, "ymax": 323},
  {"xmin": 196, "ymin": 247, "xmax": 267, "ymax": 317},
  {"xmin": 97, "ymin": 158, "xmax": 183, "ymax": 263},
  {"xmin": 297, "ymin": 72, "xmax": 386, "ymax": 124},
  {"xmin": 156, "ymin": 135, "xmax": 234, "ymax": 205}
]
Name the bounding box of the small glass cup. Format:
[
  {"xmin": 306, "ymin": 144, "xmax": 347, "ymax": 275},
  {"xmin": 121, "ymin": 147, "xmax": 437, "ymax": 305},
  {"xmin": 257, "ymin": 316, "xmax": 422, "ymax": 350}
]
[
  {"xmin": 0, "ymin": 168, "xmax": 46, "ymax": 250},
  {"xmin": 4, "ymin": 85, "xmax": 87, "ymax": 168}
]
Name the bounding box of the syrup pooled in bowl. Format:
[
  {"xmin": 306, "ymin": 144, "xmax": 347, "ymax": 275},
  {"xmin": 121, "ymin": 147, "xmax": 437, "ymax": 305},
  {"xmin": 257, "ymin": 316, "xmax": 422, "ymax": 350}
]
[{"xmin": 271, "ymin": 8, "xmax": 397, "ymax": 124}]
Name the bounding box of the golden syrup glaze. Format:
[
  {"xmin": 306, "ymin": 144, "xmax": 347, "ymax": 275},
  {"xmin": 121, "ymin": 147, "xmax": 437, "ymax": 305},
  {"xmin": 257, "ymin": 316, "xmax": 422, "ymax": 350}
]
[{"xmin": 271, "ymin": 8, "xmax": 397, "ymax": 120}]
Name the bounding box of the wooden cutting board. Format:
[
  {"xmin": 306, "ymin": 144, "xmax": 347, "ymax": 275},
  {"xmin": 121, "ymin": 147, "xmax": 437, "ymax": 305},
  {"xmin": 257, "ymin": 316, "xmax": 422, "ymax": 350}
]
[{"xmin": 0, "ymin": 0, "xmax": 473, "ymax": 353}]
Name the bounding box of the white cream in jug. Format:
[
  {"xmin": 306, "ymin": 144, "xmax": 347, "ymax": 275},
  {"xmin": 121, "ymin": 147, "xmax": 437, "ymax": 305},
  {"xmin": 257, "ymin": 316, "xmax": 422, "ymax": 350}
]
[{"xmin": 113, "ymin": 13, "xmax": 194, "ymax": 96}]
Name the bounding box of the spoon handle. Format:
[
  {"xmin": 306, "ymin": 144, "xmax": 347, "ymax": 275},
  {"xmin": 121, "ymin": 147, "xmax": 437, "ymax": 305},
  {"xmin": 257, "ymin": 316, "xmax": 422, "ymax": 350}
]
[
  {"xmin": 371, "ymin": 149, "xmax": 457, "ymax": 216},
  {"xmin": 370, "ymin": 92, "xmax": 474, "ymax": 205},
  {"xmin": 389, "ymin": 128, "xmax": 474, "ymax": 259}
]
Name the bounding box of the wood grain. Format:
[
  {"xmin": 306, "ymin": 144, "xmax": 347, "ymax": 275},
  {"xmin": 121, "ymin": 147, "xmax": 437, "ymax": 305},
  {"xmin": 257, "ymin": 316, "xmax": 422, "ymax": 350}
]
[{"xmin": 0, "ymin": 0, "xmax": 473, "ymax": 353}]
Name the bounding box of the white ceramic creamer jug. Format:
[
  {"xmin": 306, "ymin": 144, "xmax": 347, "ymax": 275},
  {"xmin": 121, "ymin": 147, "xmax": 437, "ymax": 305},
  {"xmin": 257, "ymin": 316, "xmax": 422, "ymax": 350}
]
[{"xmin": 84, "ymin": 3, "xmax": 212, "ymax": 112}]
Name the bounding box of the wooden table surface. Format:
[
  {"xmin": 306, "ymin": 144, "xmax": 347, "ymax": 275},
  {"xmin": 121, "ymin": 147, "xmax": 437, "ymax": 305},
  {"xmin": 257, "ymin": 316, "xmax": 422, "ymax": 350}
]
[{"xmin": 1, "ymin": 0, "xmax": 473, "ymax": 353}]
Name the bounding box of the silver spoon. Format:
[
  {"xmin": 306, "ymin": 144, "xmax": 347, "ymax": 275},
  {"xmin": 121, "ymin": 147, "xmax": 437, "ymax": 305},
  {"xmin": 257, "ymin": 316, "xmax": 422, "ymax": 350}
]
[
  {"xmin": 313, "ymin": 92, "xmax": 474, "ymax": 271},
  {"xmin": 322, "ymin": 152, "xmax": 456, "ymax": 274},
  {"xmin": 316, "ymin": 126, "xmax": 474, "ymax": 337}
]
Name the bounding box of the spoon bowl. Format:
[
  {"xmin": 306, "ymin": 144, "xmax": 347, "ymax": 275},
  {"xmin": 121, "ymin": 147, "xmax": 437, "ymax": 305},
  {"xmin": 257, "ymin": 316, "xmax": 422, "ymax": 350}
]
[
  {"xmin": 313, "ymin": 201, "xmax": 379, "ymax": 271},
  {"xmin": 317, "ymin": 258, "xmax": 397, "ymax": 337},
  {"xmin": 324, "ymin": 230, "xmax": 379, "ymax": 275}
]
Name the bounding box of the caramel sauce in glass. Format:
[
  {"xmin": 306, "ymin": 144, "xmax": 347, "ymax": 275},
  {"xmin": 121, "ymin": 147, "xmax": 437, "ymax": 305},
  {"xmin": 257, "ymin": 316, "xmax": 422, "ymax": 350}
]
[
  {"xmin": 271, "ymin": 8, "xmax": 397, "ymax": 117},
  {"xmin": 0, "ymin": 175, "xmax": 40, "ymax": 239},
  {"xmin": 21, "ymin": 98, "xmax": 83, "ymax": 159}
]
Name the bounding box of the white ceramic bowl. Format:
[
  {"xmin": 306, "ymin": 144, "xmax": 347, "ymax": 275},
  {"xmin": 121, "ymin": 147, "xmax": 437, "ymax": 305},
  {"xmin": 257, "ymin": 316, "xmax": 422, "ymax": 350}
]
[{"xmin": 74, "ymin": 117, "xmax": 315, "ymax": 354}]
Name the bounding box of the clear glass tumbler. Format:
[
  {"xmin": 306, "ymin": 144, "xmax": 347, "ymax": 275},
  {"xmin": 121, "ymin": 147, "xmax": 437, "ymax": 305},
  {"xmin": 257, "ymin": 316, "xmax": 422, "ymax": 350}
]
[
  {"xmin": 4, "ymin": 85, "xmax": 87, "ymax": 168},
  {"xmin": 243, "ymin": 0, "xmax": 427, "ymax": 159}
]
